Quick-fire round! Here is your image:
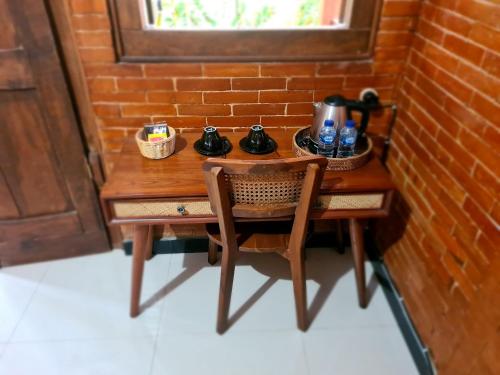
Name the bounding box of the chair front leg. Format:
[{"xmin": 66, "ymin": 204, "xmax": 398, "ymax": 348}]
[
  {"xmin": 349, "ymin": 218, "xmax": 367, "ymax": 308},
  {"xmin": 130, "ymin": 225, "xmax": 149, "ymax": 317},
  {"xmin": 290, "ymin": 245, "xmax": 308, "ymax": 331},
  {"xmin": 217, "ymin": 244, "xmax": 237, "ymax": 334}
]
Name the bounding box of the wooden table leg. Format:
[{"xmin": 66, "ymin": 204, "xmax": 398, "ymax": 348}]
[
  {"xmin": 349, "ymin": 218, "xmax": 367, "ymax": 308},
  {"xmin": 144, "ymin": 225, "xmax": 154, "ymax": 261},
  {"xmin": 130, "ymin": 224, "xmax": 149, "ymax": 317}
]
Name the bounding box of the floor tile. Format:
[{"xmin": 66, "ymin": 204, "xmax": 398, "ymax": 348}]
[
  {"xmin": 303, "ymin": 326, "xmax": 419, "ymax": 375},
  {"xmin": 151, "ymin": 331, "xmax": 308, "ymax": 375},
  {"xmin": 0, "ymin": 262, "xmax": 49, "ymax": 342},
  {"xmin": 11, "ymin": 251, "xmax": 171, "ymax": 341},
  {"xmin": 0, "ymin": 338, "xmax": 155, "ymax": 375}
]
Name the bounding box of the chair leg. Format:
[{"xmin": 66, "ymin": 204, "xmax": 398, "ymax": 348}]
[
  {"xmin": 144, "ymin": 225, "xmax": 154, "ymax": 260},
  {"xmin": 208, "ymin": 239, "xmax": 218, "ymax": 265},
  {"xmin": 217, "ymin": 245, "xmax": 237, "ymax": 334},
  {"xmin": 349, "ymin": 218, "xmax": 367, "ymax": 308},
  {"xmin": 290, "ymin": 246, "xmax": 308, "ymax": 331},
  {"xmin": 130, "ymin": 225, "xmax": 149, "ymax": 317}
]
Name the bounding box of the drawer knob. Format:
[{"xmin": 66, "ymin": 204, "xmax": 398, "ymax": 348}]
[{"xmin": 177, "ymin": 205, "xmax": 186, "ymax": 215}]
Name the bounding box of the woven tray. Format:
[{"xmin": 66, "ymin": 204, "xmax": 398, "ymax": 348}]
[
  {"xmin": 292, "ymin": 127, "xmax": 372, "ymax": 171},
  {"xmin": 135, "ymin": 126, "xmax": 176, "ymax": 159}
]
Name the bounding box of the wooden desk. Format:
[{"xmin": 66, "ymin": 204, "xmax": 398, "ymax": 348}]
[{"xmin": 101, "ymin": 128, "xmax": 395, "ymax": 316}]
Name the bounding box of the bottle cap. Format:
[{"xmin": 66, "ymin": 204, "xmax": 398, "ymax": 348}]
[
  {"xmin": 324, "ymin": 119, "xmax": 334, "ymax": 127},
  {"xmin": 346, "ymin": 119, "xmax": 356, "ymax": 128}
]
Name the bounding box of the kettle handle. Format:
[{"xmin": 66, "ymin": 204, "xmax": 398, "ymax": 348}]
[{"xmin": 346, "ymin": 100, "xmax": 369, "ymax": 138}]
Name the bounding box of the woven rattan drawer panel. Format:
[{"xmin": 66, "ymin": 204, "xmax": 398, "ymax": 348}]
[
  {"xmin": 113, "ymin": 200, "xmax": 212, "ymax": 218},
  {"xmin": 317, "ymin": 193, "xmax": 384, "ymax": 210}
]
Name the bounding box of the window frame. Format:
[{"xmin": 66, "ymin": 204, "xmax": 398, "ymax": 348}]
[{"xmin": 108, "ymin": 0, "xmax": 382, "ymax": 62}]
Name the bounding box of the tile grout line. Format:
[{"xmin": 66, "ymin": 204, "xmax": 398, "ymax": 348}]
[
  {"xmin": 2, "ymin": 264, "xmax": 51, "ymax": 356},
  {"xmin": 147, "ymin": 253, "xmax": 173, "ymax": 375}
]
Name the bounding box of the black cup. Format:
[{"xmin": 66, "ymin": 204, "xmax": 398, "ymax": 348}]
[
  {"xmin": 201, "ymin": 126, "xmax": 222, "ymax": 152},
  {"xmin": 246, "ymin": 125, "xmax": 267, "ymax": 152}
]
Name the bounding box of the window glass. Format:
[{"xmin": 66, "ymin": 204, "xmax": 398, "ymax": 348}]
[{"xmin": 147, "ymin": 0, "xmax": 346, "ymax": 29}]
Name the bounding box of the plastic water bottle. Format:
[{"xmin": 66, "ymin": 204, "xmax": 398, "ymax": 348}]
[
  {"xmin": 337, "ymin": 120, "xmax": 357, "ymax": 158},
  {"xmin": 318, "ymin": 119, "xmax": 336, "ymax": 157}
]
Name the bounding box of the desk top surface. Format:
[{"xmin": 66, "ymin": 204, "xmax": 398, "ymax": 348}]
[{"xmin": 101, "ymin": 128, "xmax": 395, "ymax": 200}]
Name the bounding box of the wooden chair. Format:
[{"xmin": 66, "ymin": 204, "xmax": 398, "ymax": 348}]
[{"xmin": 203, "ymin": 156, "xmax": 327, "ymax": 333}]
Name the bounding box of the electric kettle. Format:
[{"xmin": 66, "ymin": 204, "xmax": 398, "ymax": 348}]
[{"xmin": 311, "ymin": 95, "xmax": 370, "ymax": 143}]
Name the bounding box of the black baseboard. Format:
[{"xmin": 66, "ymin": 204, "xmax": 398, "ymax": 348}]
[{"xmin": 123, "ymin": 230, "xmax": 435, "ymax": 375}]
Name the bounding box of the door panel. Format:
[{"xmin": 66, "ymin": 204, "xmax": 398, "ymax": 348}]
[{"xmin": 0, "ymin": 0, "xmax": 109, "ymax": 265}]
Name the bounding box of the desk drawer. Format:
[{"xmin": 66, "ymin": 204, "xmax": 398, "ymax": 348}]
[
  {"xmin": 316, "ymin": 193, "xmax": 384, "ymax": 210},
  {"xmin": 111, "ymin": 193, "xmax": 384, "ymax": 219},
  {"xmin": 113, "ymin": 200, "xmax": 213, "ymax": 218}
]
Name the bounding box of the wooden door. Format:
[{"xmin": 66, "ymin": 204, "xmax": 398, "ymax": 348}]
[{"xmin": 0, "ymin": 0, "xmax": 109, "ymax": 265}]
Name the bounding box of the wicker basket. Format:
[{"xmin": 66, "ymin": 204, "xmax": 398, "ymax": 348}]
[
  {"xmin": 292, "ymin": 127, "xmax": 372, "ymax": 171},
  {"xmin": 135, "ymin": 126, "xmax": 176, "ymax": 159}
]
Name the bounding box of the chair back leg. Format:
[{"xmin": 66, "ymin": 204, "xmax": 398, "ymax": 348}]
[{"xmin": 289, "ymin": 246, "xmax": 308, "ymax": 331}]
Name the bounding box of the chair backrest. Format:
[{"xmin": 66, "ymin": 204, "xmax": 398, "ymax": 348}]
[
  {"xmin": 203, "ymin": 156, "xmax": 327, "ymax": 252},
  {"xmin": 203, "ymin": 156, "xmax": 327, "ymax": 219}
]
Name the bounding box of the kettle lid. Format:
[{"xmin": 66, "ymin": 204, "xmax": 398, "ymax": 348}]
[{"xmin": 324, "ymin": 95, "xmax": 346, "ymax": 106}]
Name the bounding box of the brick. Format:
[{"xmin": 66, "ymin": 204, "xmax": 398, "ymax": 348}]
[
  {"xmin": 443, "ymin": 34, "xmax": 485, "ymax": 65},
  {"xmin": 177, "ymin": 104, "xmax": 231, "ymax": 116},
  {"xmin": 287, "ymin": 103, "xmax": 313, "ymax": 115},
  {"xmin": 260, "ymin": 63, "xmax": 315, "ymax": 77},
  {"xmin": 92, "ymin": 92, "xmax": 145, "ymax": 103},
  {"xmin": 87, "ymin": 78, "xmax": 115, "ymax": 93},
  {"xmin": 148, "ymin": 92, "xmax": 202, "ymax": 104},
  {"xmin": 455, "ymin": 0, "xmax": 499, "ymax": 29},
  {"xmin": 70, "ymin": 0, "xmax": 106, "ymax": 14},
  {"xmin": 204, "ymin": 91, "xmax": 258, "ymax": 104},
  {"xmin": 99, "ymin": 128, "xmax": 126, "ymax": 152},
  {"xmin": 152, "ymin": 116, "xmax": 206, "ymax": 127},
  {"xmin": 473, "ymin": 163, "xmax": 499, "ymax": 200},
  {"xmin": 456, "ymin": 63, "xmax": 498, "ymax": 101},
  {"xmin": 469, "ymin": 23, "xmax": 500, "ymax": 53},
  {"xmin": 423, "ymin": 42, "xmax": 459, "ymax": 73},
  {"xmin": 76, "ymin": 31, "xmax": 112, "ymax": 47},
  {"xmin": 233, "ymin": 104, "xmax": 285, "ymax": 116},
  {"xmin": 260, "ymin": 115, "xmax": 312, "ymax": 127},
  {"xmin": 481, "ymin": 52, "xmax": 500, "ymax": 78},
  {"xmin": 417, "ymin": 19, "xmax": 445, "ymax": 45},
  {"xmin": 458, "ymin": 129, "xmax": 499, "ymax": 173},
  {"xmin": 433, "ymin": 8, "xmax": 472, "ymax": 37},
  {"xmin": 379, "ymin": 17, "xmax": 416, "ymax": 31},
  {"xmin": 482, "ymin": 125, "xmax": 500, "ymax": 149},
  {"xmin": 407, "ymin": 101, "xmax": 439, "ymax": 137},
  {"xmin": 93, "ymin": 104, "xmax": 120, "ymax": 117},
  {"xmin": 121, "ymin": 104, "xmax": 176, "ymax": 117},
  {"xmin": 78, "ymin": 48, "xmax": 115, "ymax": 63},
  {"xmin": 84, "ymin": 64, "xmax": 143, "ymax": 77},
  {"xmin": 434, "ymin": 70, "xmax": 473, "ymax": 103},
  {"xmin": 177, "ymin": 78, "xmax": 230, "ymax": 91},
  {"xmin": 72, "ymin": 15, "xmax": 110, "ymax": 30},
  {"xmin": 382, "ymin": 1, "xmax": 421, "ymax": 17},
  {"xmin": 443, "ymin": 97, "xmax": 483, "ymax": 134},
  {"xmin": 470, "ymin": 93, "xmax": 500, "ymax": 126},
  {"xmin": 463, "ymin": 197, "xmax": 499, "ymax": 244},
  {"xmin": 203, "ymin": 63, "xmax": 258, "ymax": 77},
  {"xmin": 373, "ymin": 61, "xmax": 405, "ymax": 74},
  {"xmin": 116, "ymin": 78, "xmax": 173, "ymax": 91},
  {"xmin": 232, "ymin": 78, "xmax": 286, "ymax": 90},
  {"xmin": 376, "ymin": 32, "xmax": 414, "ymax": 47},
  {"xmin": 144, "ymin": 64, "xmax": 202, "ymax": 77},
  {"xmin": 99, "ymin": 117, "xmax": 151, "ymax": 127},
  {"xmin": 259, "ymin": 91, "xmax": 313, "ymax": 103},
  {"xmin": 205, "ymin": 116, "xmax": 260, "ymax": 127},
  {"xmin": 287, "ymin": 77, "xmax": 343, "ymax": 90},
  {"xmin": 441, "ymin": 252, "xmax": 475, "ymax": 301},
  {"xmin": 374, "ymin": 46, "xmax": 410, "ymax": 61},
  {"xmin": 317, "ymin": 62, "xmax": 372, "ymax": 76}
]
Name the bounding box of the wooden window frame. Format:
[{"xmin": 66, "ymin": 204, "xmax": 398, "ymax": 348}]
[{"xmin": 108, "ymin": 0, "xmax": 382, "ymax": 62}]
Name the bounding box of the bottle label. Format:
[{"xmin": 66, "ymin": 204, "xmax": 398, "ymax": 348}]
[
  {"xmin": 320, "ymin": 134, "xmax": 334, "ymax": 145},
  {"xmin": 341, "ymin": 136, "xmax": 355, "ymax": 146}
]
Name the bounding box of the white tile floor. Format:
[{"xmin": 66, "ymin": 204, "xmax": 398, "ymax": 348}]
[{"xmin": 0, "ymin": 247, "xmax": 419, "ymax": 375}]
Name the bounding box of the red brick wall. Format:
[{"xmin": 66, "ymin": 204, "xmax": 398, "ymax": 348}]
[
  {"xmin": 381, "ymin": 1, "xmax": 500, "ymax": 374},
  {"xmin": 69, "ymin": 0, "xmax": 420, "ymax": 172}
]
